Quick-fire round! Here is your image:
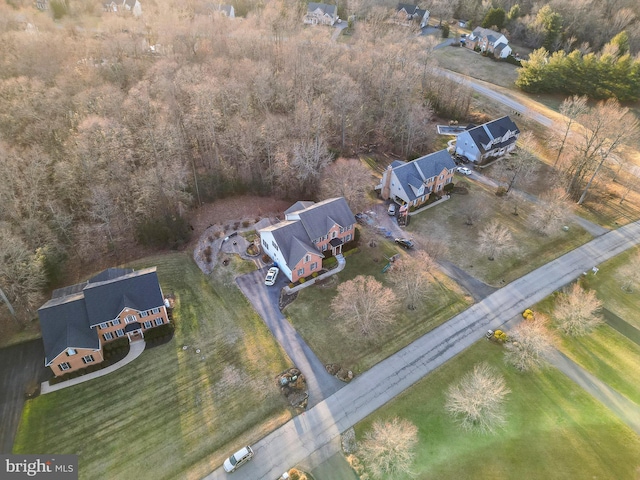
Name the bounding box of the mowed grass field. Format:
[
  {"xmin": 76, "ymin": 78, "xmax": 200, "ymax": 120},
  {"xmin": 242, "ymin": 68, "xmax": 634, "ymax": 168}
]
[
  {"xmin": 13, "ymin": 252, "xmax": 292, "ymax": 480},
  {"xmin": 355, "ymin": 340, "xmax": 640, "ymax": 480},
  {"xmin": 285, "ymin": 242, "xmax": 471, "ymax": 374},
  {"xmin": 406, "ymin": 179, "xmax": 593, "ymax": 285}
]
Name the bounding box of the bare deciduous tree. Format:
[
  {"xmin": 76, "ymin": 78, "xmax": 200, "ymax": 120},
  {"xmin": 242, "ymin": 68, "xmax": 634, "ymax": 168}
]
[
  {"xmin": 319, "ymin": 159, "xmax": 374, "ymax": 214},
  {"xmin": 529, "ymin": 188, "xmax": 573, "ymax": 236},
  {"xmin": 493, "ymin": 132, "xmax": 540, "ymax": 193},
  {"xmin": 615, "ymin": 251, "xmax": 640, "ymax": 292},
  {"xmin": 553, "ymin": 95, "xmax": 588, "ymax": 166},
  {"xmin": 445, "ymin": 363, "xmax": 511, "ymax": 433},
  {"xmin": 331, "ymin": 275, "xmax": 397, "ymax": 335},
  {"xmin": 478, "ymin": 220, "xmax": 516, "ymax": 261},
  {"xmin": 387, "ymin": 251, "xmax": 435, "ymax": 310},
  {"xmin": 359, "ymin": 417, "xmax": 418, "ymax": 480},
  {"xmin": 461, "ymin": 202, "xmax": 487, "ymax": 226},
  {"xmin": 554, "ymin": 283, "xmax": 603, "ymax": 336},
  {"xmin": 504, "ymin": 316, "xmax": 554, "ymax": 371}
]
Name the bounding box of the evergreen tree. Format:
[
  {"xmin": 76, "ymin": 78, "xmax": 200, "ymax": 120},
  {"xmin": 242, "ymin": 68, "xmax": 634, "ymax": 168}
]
[{"xmin": 481, "ymin": 8, "xmax": 506, "ymax": 30}]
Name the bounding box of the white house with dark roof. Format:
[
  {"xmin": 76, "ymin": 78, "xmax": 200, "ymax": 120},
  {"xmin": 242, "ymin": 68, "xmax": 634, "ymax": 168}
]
[
  {"xmin": 455, "ymin": 116, "xmax": 520, "ymax": 163},
  {"xmin": 464, "ymin": 27, "xmax": 511, "ymax": 58},
  {"xmin": 395, "ymin": 4, "xmax": 429, "ymax": 28},
  {"xmin": 38, "ymin": 267, "xmax": 168, "ymax": 376},
  {"xmin": 377, "ymin": 149, "xmax": 457, "ymax": 208},
  {"xmin": 304, "ymin": 2, "xmax": 338, "ymax": 26},
  {"xmin": 259, "ymin": 198, "xmax": 356, "ymax": 282}
]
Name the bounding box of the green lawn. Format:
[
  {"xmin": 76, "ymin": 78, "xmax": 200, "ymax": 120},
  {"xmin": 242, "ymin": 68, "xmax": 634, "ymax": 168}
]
[
  {"xmin": 285, "ymin": 244, "xmax": 471, "ymax": 373},
  {"xmin": 580, "ymin": 245, "xmax": 640, "ymax": 329},
  {"xmin": 557, "ymin": 324, "xmax": 640, "ymax": 406},
  {"xmin": 13, "ymin": 252, "xmax": 292, "ymax": 480},
  {"xmin": 406, "ymin": 181, "xmax": 593, "ymax": 285},
  {"xmin": 355, "ymin": 340, "xmax": 640, "ymax": 480}
]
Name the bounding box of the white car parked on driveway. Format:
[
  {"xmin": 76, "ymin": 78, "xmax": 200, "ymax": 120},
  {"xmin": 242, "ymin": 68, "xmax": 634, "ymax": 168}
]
[
  {"xmin": 457, "ymin": 167, "xmax": 472, "ymax": 175},
  {"xmin": 265, "ymin": 267, "xmax": 279, "ymax": 286}
]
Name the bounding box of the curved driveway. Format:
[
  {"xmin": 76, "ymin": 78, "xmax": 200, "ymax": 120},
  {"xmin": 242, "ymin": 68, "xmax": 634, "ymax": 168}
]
[
  {"xmin": 206, "ymin": 220, "xmax": 640, "ymax": 480},
  {"xmin": 236, "ymin": 269, "xmax": 344, "ymax": 408}
]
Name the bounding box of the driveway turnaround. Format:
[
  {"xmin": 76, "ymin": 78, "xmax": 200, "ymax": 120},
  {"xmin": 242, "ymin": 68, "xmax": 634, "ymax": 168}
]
[
  {"xmin": 204, "ymin": 220, "xmax": 640, "ymax": 480},
  {"xmin": 236, "ymin": 270, "xmax": 344, "ymax": 407}
]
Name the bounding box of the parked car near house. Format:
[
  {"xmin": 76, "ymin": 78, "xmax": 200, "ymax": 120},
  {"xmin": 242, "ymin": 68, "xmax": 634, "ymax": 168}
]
[
  {"xmin": 265, "ymin": 267, "xmax": 279, "ymax": 286},
  {"xmin": 388, "ymin": 203, "xmax": 397, "ymax": 216},
  {"xmin": 223, "ymin": 445, "xmax": 254, "ymax": 473},
  {"xmin": 395, "ymin": 238, "xmax": 414, "ymax": 249},
  {"xmin": 457, "ymin": 167, "xmax": 472, "ymax": 175}
]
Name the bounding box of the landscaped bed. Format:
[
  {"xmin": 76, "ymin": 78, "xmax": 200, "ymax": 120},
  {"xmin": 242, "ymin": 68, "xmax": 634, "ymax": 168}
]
[
  {"xmin": 354, "ymin": 340, "xmax": 640, "ymax": 479},
  {"xmin": 13, "ymin": 252, "xmax": 292, "ymax": 480}
]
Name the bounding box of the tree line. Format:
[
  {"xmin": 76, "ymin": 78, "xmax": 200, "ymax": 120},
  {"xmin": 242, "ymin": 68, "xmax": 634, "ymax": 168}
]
[{"xmin": 0, "ymin": 0, "xmax": 474, "ymax": 327}]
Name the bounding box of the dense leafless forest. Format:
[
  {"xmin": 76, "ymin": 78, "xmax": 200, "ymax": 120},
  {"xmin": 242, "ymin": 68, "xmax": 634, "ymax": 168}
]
[{"xmin": 1, "ymin": 0, "xmax": 639, "ymax": 329}]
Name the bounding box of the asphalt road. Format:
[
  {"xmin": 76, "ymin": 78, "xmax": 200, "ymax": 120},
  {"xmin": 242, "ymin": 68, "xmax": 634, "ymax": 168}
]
[
  {"xmin": 204, "ymin": 220, "xmax": 640, "ymax": 480},
  {"xmin": 235, "ymin": 269, "xmax": 344, "ymax": 408}
]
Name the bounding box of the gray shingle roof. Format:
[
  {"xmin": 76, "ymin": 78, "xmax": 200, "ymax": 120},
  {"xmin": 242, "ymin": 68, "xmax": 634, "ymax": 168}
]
[
  {"xmin": 38, "ymin": 293, "xmax": 98, "ymax": 366},
  {"xmin": 83, "ymin": 268, "xmax": 164, "ymax": 326},
  {"xmin": 38, "ymin": 267, "xmax": 164, "ymax": 365},
  {"xmin": 391, "ymin": 150, "xmax": 456, "ymax": 202},
  {"xmin": 467, "ymin": 116, "xmax": 519, "ymax": 154},
  {"xmin": 307, "ymin": 2, "xmax": 336, "ymax": 16},
  {"xmin": 269, "ymin": 220, "xmax": 322, "ymax": 267},
  {"xmin": 285, "ymin": 201, "xmax": 315, "ymax": 215},
  {"xmin": 471, "ymin": 27, "xmax": 505, "ymax": 45},
  {"xmin": 295, "ymin": 198, "xmax": 356, "ymax": 241}
]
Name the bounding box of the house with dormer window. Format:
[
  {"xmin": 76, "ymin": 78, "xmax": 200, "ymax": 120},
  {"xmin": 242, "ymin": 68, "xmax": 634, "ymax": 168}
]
[
  {"xmin": 455, "ymin": 116, "xmax": 520, "ymax": 163},
  {"xmin": 259, "ymin": 198, "xmax": 356, "ymax": 282},
  {"xmin": 376, "ymin": 149, "xmax": 457, "ymax": 208},
  {"xmin": 38, "ymin": 267, "xmax": 169, "ymax": 377},
  {"xmin": 464, "ymin": 27, "xmax": 512, "ymax": 58},
  {"xmin": 303, "ymin": 3, "xmax": 338, "ymax": 26}
]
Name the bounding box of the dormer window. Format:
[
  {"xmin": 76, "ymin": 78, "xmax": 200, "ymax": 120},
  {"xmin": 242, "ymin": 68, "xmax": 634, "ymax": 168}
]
[{"xmin": 67, "ymin": 348, "xmax": 77, "ymax": 356}]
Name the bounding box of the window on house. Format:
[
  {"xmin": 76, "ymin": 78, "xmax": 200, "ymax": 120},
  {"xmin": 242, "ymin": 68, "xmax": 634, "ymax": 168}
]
[
  {"xmin": 272, "ymin": 241, "xmax": 278, "ymax": 251},
  {"xmin": 139, "ymin": 310, "xmax": 148, "ymax": 317},
  {"xmin": 151, "ymin": 307, "xmax": 160, "ymax": 314},
  {"xmin": 297, "ymin": 268, "xmax": 305, "ymax": 277},
  {"xmin": 339, "ymin": 226, "xmax": 345, "ymax": 234},
  {"xmin": 59, "ymin": 362, "xmax": 71, "ymax": 372},
  {"xmin": 125, "ymin": 315, "xmax": 137, "ymax": 324},
  {"xmin": 263, "ymin": 239, "xmax": 268, "ymax": 250},
  {"xmin": 305, "ymin": 254, "xmax": 310, "ymax": 262},
  {"xmin": 155, "ymin": 318, "xmax": 163, "ymax": 326},
  {"xmin": 345, "ymin": 234, "xmax": 352, "ymax": 242},
  {"xmin": 66, "ymin": 348, "xmax": 77, "ymax": 356},
  {"xmin": 103, "ymin": 332, "xmax": 113, "ymax": 341},
  {"xmin": 437, "ymin": 184, "xmax": 443, "ymax": 191},
  {"xmin": 322, "ymin": 244, "xmax": 328, "ymax": 251},
  {"xmin": 144, "ymin": 320, "xmax": 153, "ymax": 329},
  {"xmin": 116, "ymin": 329, "xmax": 125, "ymax": 337},
  {"xmin": 99, "ymin": 322, "xmax": 109, "ymax": 330},
  {"xmin": 310, "ymin": 262, "xmax": 317, "ymax": 271},
  {"xmin": 439, "ymin": 175, "xmax": 444, "ymax": 180},
  {"xmin": 332, "ymin": 231, "xmax": 336, "ymax": 239},
  {"xmin": 82, "ymin": 355, "xmax": 94, "ymax": 364}
]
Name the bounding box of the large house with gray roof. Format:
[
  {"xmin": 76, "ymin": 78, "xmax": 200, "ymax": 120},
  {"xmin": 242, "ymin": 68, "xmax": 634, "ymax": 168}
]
[
  {"xmin": 38, "ymin": 267, "xmax": 169, "ymax": 377},
  {"xmin": 455, "ymin": 116, "xmax": 520, "ymax": 163},
  {"xmin": 395, "ymin": 4, "xmax": 429, "ymax": 28},
  {"xmin": 259, "ymin": 198, "xmax": 356, "ymax": 283},
  {"xmin": 304, "ymin": 2, "xmax": 338, "ymax": 25},
  {"xmin": 377, "ymin": 149, "xmax": 456, "ymax": 208},
  {"xmin": 464, "ymin": 27, "xmax": 512, "ymax": 58}
]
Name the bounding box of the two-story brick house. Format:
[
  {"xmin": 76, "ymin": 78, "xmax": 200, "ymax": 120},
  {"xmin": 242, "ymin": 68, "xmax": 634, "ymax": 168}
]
[
  {"xmin": 38, "ymin": 267, "xmax": 169, "ymax": 377},
  {"xmin": 377, "ymin": 149, "xmax": 457, "ymax": 208},
  {"xmin": 259, "ymin": 198, "xmax": 356, "ymax": 282}
]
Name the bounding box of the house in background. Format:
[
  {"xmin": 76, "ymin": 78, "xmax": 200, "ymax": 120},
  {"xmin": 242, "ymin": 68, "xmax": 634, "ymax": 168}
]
[
  {"xmin": 395, "ymin": 4, "xmax": 429, "ymax": 28},
  {"xmin": 38, "ymin": 267, "xmax": 169, "ymax": 377},
  {"xmin": 377, "ymin": 149, "xmax": 456, "ymax": 208},
  {"xmin": 104, "ymin": 0, "xmax": 141, "ymax": 16},
  {"xmin": 259, "ymin": 198, "xmax": 356, "ymax": 283},
  {"xmin": 206, "ymin": 3, "xmax": 234, "ymax": 17},
  {"xmin": 464, "ymin": 27, "xmax": 512, "ymax": 58},
  {"xmin": 455, "ymin": 116, "xmax": 520, "ymax": 163},
  {"xmin": 304, "ymin": 3, "xmax": 338, "ymax": 26}
]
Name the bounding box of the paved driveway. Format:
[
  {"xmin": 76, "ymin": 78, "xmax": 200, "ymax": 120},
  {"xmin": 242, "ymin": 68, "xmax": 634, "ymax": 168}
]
[
  {"xmin": 204, "ymin": 220, "xmax": 640, "ymax": 480},
  {"xmin": 0, "ymin": 339, "xmax": 48, "ymax": 453},
  {"xmin": 235, "ymin": 269, "xmax": 344, "ymax": 408}
]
